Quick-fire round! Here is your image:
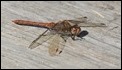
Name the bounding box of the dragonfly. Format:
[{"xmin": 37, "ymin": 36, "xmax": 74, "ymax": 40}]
[{"xmin": 12, "ymin": 16, "xmax": 107, "ymax": 56}]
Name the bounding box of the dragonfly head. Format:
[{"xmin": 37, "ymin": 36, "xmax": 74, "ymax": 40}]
[
  {"xmin": 71, "ymin": 24, "xmax": 89, "ymax": 38},
  {"xmin": 70, "ymin": 24, "xmax": 81, "ymax": 36}
]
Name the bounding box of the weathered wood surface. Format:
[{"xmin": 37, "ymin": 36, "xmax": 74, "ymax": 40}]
[{"xmin": 1, "ymin": 1, "xmax": 121, "ymax": 69}]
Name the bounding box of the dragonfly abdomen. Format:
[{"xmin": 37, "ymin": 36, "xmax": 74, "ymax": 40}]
[{"xmin": 12, "ymin": 20, "xmax": 55, "ymax": 28}]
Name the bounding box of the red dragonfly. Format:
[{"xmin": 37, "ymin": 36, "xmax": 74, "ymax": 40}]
[{"xmin": 12, "ymin": 17, "xmax": 106, "ymax": 56}]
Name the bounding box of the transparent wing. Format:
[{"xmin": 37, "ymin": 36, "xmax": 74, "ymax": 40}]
[
  {"xmin": 47, "ymin": 34, "xmax": 66, "ymax": 56},
  {"xmin": 29, "ymin": 29, "xmax": 54, "ymax": 49},
  {"xmin": 67, "ymin": 16, "xmax": 88, "ymax": 24},
  {"xmin": 67, "ymin": 17, "xmax": 107, "ymax": 27}
]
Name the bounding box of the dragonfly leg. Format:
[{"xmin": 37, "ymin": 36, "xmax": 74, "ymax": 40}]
[
  {"xmin": 60, "ymin": 35, "xmax": 67, "ymax": 42},
  {"xmin": 71, "ymin": 35, "xmax": 76, "ymax": 41}
]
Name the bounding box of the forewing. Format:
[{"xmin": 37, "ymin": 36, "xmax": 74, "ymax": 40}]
[
  {"xmin": 29, "ymin": 29, "xmax": 54, "ymax": 49},
  {"xmin": 67, "ymin": 17, "xmax": 87, "ymax": 25},
  {"xmin": 67, "ymin": 17, "xmax": 107, "ymax": 27},
  {"xmin": 78, "ymin": 22, "xmax": 107, "ymax": 27},
  {"xmin": 48, "ymin": 34, "xmax": 66, "ymax": 56}
]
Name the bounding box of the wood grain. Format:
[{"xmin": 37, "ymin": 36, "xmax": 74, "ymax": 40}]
[{"xmin": 1, "ymin": 1, "xmax": 121, "ymax": 69}]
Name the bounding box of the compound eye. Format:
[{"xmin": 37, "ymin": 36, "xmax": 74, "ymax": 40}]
[
  {"xmin": 73, "ymin": 28, "xmax": 76, "ymax": 31},
  {"xmin": 72, "ymin": 28, "xmax": 77, "ymax": 32},
  {"xmin": 71, "ymin": 28, "xmax": 76, "ymax": 34}
]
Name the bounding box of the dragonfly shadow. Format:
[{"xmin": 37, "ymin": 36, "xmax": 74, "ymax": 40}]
[{"xmin": 76, "ymin": 30, "xmax": 89, "ymax": 40}]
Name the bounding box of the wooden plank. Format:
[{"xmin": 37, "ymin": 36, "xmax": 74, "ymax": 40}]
[{"xmin": 1, "ymin": 1, "xmax": 121, "ymax": 69}]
